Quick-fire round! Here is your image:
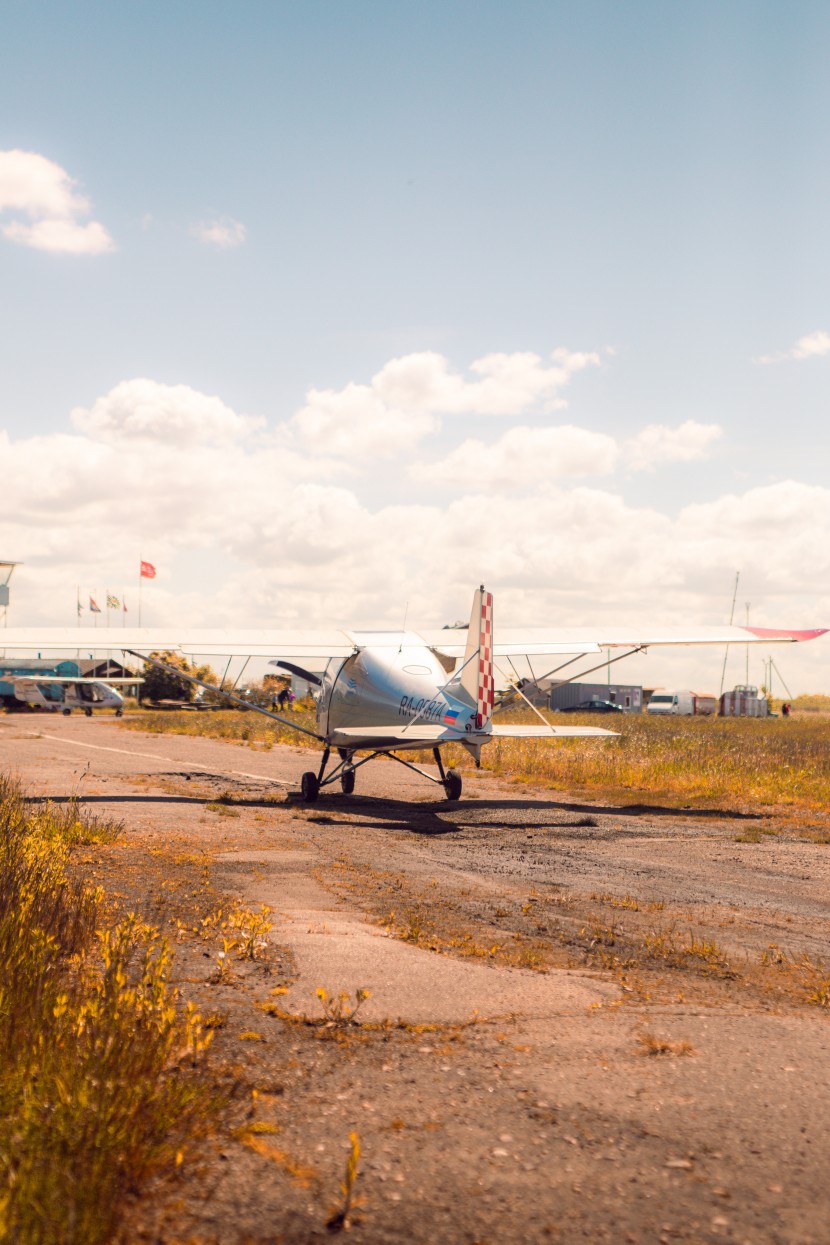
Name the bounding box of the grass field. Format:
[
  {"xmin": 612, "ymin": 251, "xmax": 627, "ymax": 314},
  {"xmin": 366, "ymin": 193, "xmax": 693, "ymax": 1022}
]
[{"xmin": 126, "ymin": 706, "xmax": 830, "ymax": 811}]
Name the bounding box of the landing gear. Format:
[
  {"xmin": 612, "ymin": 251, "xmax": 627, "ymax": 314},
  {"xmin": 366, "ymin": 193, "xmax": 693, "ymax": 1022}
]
[
  {"xmin": 432, "ymin": 747, "xmax": 463, "ymax": 801},
  {"xmin": 297, "ymin": 743, "xmax": 462, "ymax": 803},
  {"xmin": 443, "ymin": 768, "xmax": 463, "ymax": 801},
  {"xmin": 300, "ymin": 771, "xmax": 320, "ymax": 803},
  {"xmin": 62, "ymin": 708, "xmax": 71, "ymax": 716},
  {"xmin": 84, "ymin": 708, "xmax": 93, "ymax": 717},
  {"xmin": 340, "ymin": 767, "xmax": 356, "ymax": 795},
  {"xmin": 115, "ymin": 708, "xmax": 123, "ymax": 717}
]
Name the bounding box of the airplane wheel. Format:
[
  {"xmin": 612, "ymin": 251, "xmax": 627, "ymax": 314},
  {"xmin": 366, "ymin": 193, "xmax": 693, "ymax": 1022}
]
[
  {"xmin": 115, "ymin": 709, "xmax": 123, "ymax": 717},
  {"xmin": 84, "ymin": 708, "xmax": 93, "ymax": 717},
  {"xmin": 63, "ymin": 708, "xmax": 71, "ymax": 716},
  {"xmin": 301, "ymin": 771, "xmax": 320, "ymax": 803},
  {"xmin": 340, "ymin": 768, "xmax": 355, "ymax": 795},
  {"xmin": 444, "ymin": 769, "xmax": 462, "ymax": 801}
]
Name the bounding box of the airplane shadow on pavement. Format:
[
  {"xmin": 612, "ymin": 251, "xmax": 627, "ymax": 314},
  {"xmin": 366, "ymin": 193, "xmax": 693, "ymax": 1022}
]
[
  {"xmin": 296, "ymin": 793, "xmax": 764, "ymax": 837},
  {"xmin": 26, "ymin": 791, "xmax": 764, "ymax": 838}
]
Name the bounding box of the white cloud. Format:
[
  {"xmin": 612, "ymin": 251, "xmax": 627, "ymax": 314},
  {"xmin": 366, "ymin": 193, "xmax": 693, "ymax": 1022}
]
[
  {"xmin": 288, "ymin": 383, "xmax": 439, "ymax": 458},
  {"xmin": 411, "ymin": 424, "xmax": 618, "ymax": 490},
  {"xmin": 624, "ymin": 420, "xmax": 723, "ymax": 472},
  {"xmin": 2, "ymin": 363, "xmax": 828, "ymax": 692},
  {"xmin": 284, "ymin": 347, "xmax": 601, "ymax": 461},
  {"xmin": 191, "ymin": 217, "xmax": 247, "ymax": 249},
  {"xmin": 411, "ymin": 419, "xmax": 721, "ymax": 489},
  {"xmin": 70, "ymin": 379, "xmax": 265, "ymax": 446},
  {"xmin": 0, "ymin": 149, "xmax": 115, "ymax": 255},
  {"xmin": 756, "ymin": 330, "xmax": 830, "ymax": 364},
  {"xmin": 373, "ymin": 347, "xmax": 600, "ymax": 415}
]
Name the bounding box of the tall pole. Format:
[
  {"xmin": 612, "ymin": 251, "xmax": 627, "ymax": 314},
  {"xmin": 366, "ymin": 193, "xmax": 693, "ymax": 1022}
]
[
  {"xmin": 138, "ymin": 560, "xmax": 143, "ymax": 627},
  {"xmin": 745, "ymin": 603, "xmax": 750, "ymax": 684},
  {"xmin": 719, "ymin": 571, "xmax": 740, "ymax": 696}
]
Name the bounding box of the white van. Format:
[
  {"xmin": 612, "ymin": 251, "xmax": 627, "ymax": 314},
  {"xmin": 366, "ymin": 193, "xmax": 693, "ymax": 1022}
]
[{"xmin": 646, "ymin": 689, "xmax": 695, "ymax": 716}]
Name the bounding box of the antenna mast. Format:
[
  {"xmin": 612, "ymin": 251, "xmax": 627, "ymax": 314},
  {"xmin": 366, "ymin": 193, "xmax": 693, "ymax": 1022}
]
[{"xmin": 719, "ymin": 571, "xmax": 740, "ymax": 696}]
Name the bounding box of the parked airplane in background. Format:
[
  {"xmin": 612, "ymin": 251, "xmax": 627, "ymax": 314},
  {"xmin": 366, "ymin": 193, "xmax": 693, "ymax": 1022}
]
[
  {"xmin": 3, "ymin": 675, "xmax": 137, "ymax": 716},
  {"xmin": 1, "ymin": 586, "xmax": 824, "ymax": 800}
]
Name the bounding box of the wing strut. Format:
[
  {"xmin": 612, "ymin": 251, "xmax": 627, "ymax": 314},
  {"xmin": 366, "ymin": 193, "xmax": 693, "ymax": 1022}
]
[{"xmin": 123, "ymin": 649, "xmax": 326, "ymax": 741}]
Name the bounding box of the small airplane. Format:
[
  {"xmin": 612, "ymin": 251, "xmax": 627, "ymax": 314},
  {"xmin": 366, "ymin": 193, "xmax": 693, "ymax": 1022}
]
[
  {"xmin": 3, "ymin": 675, "xmax": 138, "ymax": 716},
  {"xmin": 2, "ymin": 586, "xmax": 824, "ymax": 800}
]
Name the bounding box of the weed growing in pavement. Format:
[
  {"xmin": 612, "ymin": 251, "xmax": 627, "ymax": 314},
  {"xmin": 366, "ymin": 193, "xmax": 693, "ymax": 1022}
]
[
  {"xmin": 642, "ymin": 927, "xmax": 734, "ymax": 977},
  {"xmin": 227, "ymin": 903, "xmax": 273, "ymax": 960},
  {"xmin": 316, "ymin": 986, "xmax": 372, "ymax": 1026},
  {"xmin": 0, "ymin": 774, "xmax": 213, "ymax": 1245},
  {"xmin": 734, "ymin": 825, "xmax": 778, "ymax": 843},
  {"xmin": 591, "ymin": 892, "xmax": 666, "ymax": 912},
  {"xmin": 637, "ymin": 1033, "xmax": 694, "ymax": 1057},
  {"xmin": 327, "ymin": 1132, "xmax": 362, "ymax": 1233},
  {"xmin": 205, "ymin": 800, "xmax": 241, "ymax": 817},
  {"xmin": 759, "ymin": 946, "xmax": 830, "ymax": 1007}
]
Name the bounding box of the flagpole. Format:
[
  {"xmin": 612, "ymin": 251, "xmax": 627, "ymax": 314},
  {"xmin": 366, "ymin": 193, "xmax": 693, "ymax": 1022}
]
[
  {"xmin": 76, "ymin": 585, "xmax": 80, "ymax": 628},
  {"xmin": 139, "ymin": 560, "xmax": 143, "ymax": 626}
]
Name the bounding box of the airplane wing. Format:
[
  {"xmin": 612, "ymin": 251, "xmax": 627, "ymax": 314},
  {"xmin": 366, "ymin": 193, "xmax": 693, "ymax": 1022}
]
[
  {"xmin": 0, "ymin": 627, "xmax": 356, "ymax": 660},
  {"xmin": 420, "ymin": 625, "xmax": 827, "ymax": 658},
  {"xmin": 1, "ymin": 622, "xmax": 824, "ymax": 663},
  {"xmin": 5, "ymin": 675, "xmax": 143, "ymax": 684}
]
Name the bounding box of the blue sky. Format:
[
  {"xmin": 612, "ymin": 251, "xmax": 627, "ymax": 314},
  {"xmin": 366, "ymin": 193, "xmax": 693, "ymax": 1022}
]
[{"xmin": 1, "ymin": 1, "xmax": 829, "ymax": 691}]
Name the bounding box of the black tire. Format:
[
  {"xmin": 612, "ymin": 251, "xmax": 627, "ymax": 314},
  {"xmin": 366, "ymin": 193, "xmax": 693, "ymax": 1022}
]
[
  {"xmin": 340, "ymin": 767, "xmax": 356, "ymax": 795},
  {"xmin": 115, "ymin": 708, "xmax": 123, "ymax": 717},
  {"xmin": 62, "ymin": 708, "xmax": 71, "ymax": 716},
  {"xmin": 444, "ymin": 768, "xmax": 462, "ymax": 801},
  {"xmin": 301, "ymin": 771, "xmax": 320, "ymax": 803},
  {"xmin": 84, "ymin": 708, "xmax": 93, "ymax": 717}
]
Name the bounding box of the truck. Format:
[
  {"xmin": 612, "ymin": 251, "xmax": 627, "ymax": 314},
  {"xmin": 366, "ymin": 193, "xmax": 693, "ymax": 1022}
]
[{"xmin": 646, "ymin": 689, "xmax": 695, "ymax": 716}]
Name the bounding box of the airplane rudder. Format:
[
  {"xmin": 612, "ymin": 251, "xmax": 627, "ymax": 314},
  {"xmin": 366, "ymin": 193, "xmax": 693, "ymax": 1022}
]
[{"xmin": 477, "ymin": 587, "xmax": 494, "ymax": 729}]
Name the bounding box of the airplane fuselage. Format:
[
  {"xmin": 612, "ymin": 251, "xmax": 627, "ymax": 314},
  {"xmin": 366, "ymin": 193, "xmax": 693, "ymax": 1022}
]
[{"xmin": 318, "ymin": 644, "xmax": 477, "ymax": 747}]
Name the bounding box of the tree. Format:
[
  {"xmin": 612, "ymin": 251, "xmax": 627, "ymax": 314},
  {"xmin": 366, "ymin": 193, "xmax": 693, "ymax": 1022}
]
[{"xmin": 141, "ymin": 652, "xmax": 217, "ymax": 703}]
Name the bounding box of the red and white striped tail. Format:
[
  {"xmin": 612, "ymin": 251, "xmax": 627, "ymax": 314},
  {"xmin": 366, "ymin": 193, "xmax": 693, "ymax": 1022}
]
[{"xmin": 461, "ymin": 585, "xmax": 495, "ymax": 729}]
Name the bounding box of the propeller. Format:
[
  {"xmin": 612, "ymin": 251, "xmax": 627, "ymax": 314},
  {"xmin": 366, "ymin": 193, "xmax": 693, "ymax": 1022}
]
[{"xmin": 268, "ymin": 659, "xmax": 322, "ymax": 687}]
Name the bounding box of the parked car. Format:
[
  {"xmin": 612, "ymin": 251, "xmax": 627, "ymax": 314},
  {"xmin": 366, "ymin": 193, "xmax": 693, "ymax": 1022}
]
[{"xmin": 560, "ymin": 697, "xmax": 624, "ymax": 714}]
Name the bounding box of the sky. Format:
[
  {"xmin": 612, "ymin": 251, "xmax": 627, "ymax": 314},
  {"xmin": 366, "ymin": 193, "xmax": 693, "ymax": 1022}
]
[{"xmin": 1, "ymin": 0, "xmax": 829, "ymax": 694}]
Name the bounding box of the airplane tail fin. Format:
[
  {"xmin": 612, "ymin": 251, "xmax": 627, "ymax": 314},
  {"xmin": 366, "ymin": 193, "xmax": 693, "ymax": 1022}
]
[{"xmin": 460, "ymin": 585, "xmax": 495, "ymax": 729}]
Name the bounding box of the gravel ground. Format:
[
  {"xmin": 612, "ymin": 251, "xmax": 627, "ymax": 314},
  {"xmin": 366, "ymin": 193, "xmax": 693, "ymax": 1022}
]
[{"xmin": 3, "ymin": 712, "xmax": 830, "ymax": 1245}]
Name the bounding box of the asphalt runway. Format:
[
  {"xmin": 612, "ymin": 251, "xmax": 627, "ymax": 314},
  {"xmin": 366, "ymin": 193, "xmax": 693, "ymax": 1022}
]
[{"xmin": 4, "ymin": 712, "xmax": 830, "ymax": 1244}]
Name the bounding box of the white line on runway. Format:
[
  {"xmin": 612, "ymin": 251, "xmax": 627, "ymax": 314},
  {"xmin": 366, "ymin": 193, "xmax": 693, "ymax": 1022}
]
[{"xmin": 35, "ymin": 734, "xmax": 293, "ymax": 786}]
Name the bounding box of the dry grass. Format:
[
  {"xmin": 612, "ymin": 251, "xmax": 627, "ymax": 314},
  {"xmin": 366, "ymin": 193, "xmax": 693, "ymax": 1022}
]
[
  {"xmin": 124, "ymin": 708, "xmax": 830, "ymax": 811},
  {"xmin": 0, "ymin": 774, "xmax": 213, "ymax": 1245},
  {"xmin": 478, "ymin": 711, "xmax": 830, "ymax": 810},
  {"xmin": 637, "ymin": 1033, "xmax": 694, "ymax": 1057}
]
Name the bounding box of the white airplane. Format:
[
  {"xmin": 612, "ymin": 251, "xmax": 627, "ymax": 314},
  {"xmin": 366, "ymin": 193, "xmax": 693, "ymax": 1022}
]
[
  {"xmin": 1, "ymin": 585, "xmax": 825, "ymax": 801},
  {"xmin": 3, "ymin": 675, "xmax": 137, "ymax": 716}
]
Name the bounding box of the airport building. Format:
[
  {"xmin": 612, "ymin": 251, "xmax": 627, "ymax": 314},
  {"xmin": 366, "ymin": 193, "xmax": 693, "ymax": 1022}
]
[{"xmin": 519, "ymin": 679, "xmax": 643, "ymax": 713}]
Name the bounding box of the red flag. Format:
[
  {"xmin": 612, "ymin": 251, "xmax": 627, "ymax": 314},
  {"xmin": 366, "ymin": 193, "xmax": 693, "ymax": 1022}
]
[{"xmin": 140, "ymin": 561, "xmax": 156, "ymax": 579}]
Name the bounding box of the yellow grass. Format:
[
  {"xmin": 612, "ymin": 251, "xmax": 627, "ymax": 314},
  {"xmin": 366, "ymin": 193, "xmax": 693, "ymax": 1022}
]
[
  {"xmin": 127, "ymin": 708, "xmax": 830, "ymax": 810},
  {"xmin": 0, "ymin": 775, "xmax": 212, "ymax": 1245}
]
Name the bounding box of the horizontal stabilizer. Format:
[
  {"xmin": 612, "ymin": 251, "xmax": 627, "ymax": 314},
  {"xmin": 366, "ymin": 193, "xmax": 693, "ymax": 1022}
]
[{"xmin": 489, "ymin": 724, "xmax": 617, "ymax": 738}]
